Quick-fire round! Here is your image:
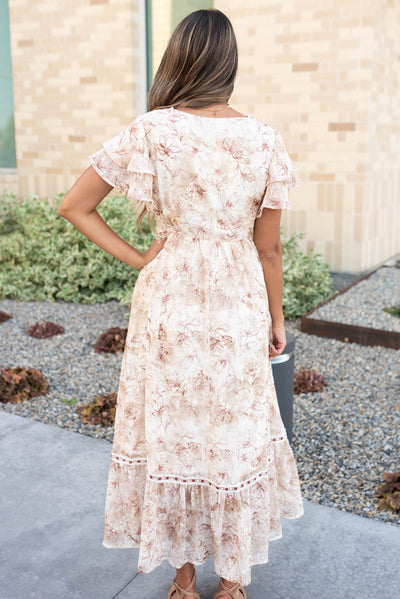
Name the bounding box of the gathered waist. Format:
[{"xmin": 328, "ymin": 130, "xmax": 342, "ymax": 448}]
[{"xmin": 164, "ymin": 229, "xmax": 253, "ymax": 243}]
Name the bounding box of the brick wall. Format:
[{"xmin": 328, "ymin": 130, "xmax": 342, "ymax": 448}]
[
  {"xmin": 2, "ymin": 0, "xmax": 144, "ymax": 204},
  {"xmin": 3, "ymin": 0, "xmax": 399, "ymax": 273},
  {"xmin": 215, "ymin": 0, "xmax": 400, "ymax": 272},
  {"xmin": 364, "ymin": 0, "xmax": 400, "ymax": 272},
  {"xmin": 151, "ymin": 0, "xmax": 171, "ymax": 77}
]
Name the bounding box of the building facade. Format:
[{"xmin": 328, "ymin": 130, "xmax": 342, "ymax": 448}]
[{"xmin": 1, "ymin": 0, "xmax": 399, "ymax": 273}]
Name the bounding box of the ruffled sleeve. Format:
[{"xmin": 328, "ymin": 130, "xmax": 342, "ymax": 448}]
[
  {"xmin": 88, "ymin": 115, "xmax": 156, "ymax": 210},
  {"xmin": 255, "ymin": 128, "xmax": 297, "ymax": 218}
]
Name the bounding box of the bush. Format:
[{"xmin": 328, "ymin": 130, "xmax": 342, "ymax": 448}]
[
  {"xmin": 376, "ymin": 471, "xmax": 400, "ymax": 512},
  {"xmin": 294, "ymin": 369, "xmax": 328, "ymax": 394},
  {"xmin": 0, "ymin": 192, "xmax": 333, "ymax": 317},
  {"xmin": 26, "ymin": 320, "xmax": 65, "ymax": 338},
  {"xmin": 0, "ymin": 367, "xmax": 50, "ymax": 403},
  {"xmin": 0, "ymin": 310, "xmax": 12, "ymax": 323},
  {"xmin": 76, "ymin": 391, "xmax": 117, "ymax": 426},
  {"xmin": 282, "ymin": 232, "xmax": 333, "ymax": 319},
  {"xmin": 94, "ymin": 327, "xmax": 128, "ymax": 354},
  {"xmin": 0, "ymin": 191, "xmax": 153, "ymax": 306}
]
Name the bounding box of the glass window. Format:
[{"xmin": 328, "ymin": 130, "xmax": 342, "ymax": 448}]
[
  {"xmin": 146, "ymin": 0, "xmax": 213, "ymax": 92},
  {"xmin": 0, "ymin": 0, "xmax": 16, "ymax": 168}
]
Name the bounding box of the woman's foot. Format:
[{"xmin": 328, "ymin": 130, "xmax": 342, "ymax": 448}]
[{"xmin": 174, "ymin": 562, "xmax": 198, "ymax": 598}]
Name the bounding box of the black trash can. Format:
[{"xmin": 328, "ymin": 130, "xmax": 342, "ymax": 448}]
[{"xmin": 271, "ymin": 331, "xmax": 295, "ymax": 445}]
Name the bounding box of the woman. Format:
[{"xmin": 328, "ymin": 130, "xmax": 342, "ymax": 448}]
[{"xmin": 58, "ymin": 8, "xmax": 304, "ymax": 599}]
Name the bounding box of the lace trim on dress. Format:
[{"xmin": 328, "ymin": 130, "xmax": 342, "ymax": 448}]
[
  {"xmin": 88, "ymin": 116, "xmax": 156, "ymax": 210},
  {"xmin": 256, "ymin": 128, "xmax": 298, "ymax": 217},
  {"xmin": 110, "ymin": 434, "xmax": 287, "ymax": 493}
]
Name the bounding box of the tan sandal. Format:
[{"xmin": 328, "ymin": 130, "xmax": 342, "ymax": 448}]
[
  {"xmin": 168, "ymin": 567, "xmax": 200, "ymax": 598},
  {"xmin": 213, "ymin": 576, "xmax": 247, "ymax": 599}
]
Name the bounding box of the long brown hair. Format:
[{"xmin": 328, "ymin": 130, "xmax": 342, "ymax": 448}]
[{"xmin": 135, "ymin": 9, "xmax": 238, "ymax": 233}]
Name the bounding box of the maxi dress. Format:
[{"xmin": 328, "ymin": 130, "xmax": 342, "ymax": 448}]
[{"xmin": 88, "ymin": 106, "xmax": 304, "ymax": 586}]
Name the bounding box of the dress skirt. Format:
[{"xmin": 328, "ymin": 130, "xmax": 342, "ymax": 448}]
[{"xmin": 101, "ymin": 230, "xmax": 304, "ymax": 586}]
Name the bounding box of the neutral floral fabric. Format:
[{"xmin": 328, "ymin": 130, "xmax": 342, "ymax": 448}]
[{"xmin": 88, "ymin": 107, "xmax": 303, "ymax": 586}]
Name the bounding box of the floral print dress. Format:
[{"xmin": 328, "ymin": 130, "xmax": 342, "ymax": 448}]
[{"xmin": 88, "ymin": 106, "xmax": 304, "ymax": 586}]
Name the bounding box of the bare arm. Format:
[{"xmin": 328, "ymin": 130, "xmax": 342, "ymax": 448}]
[
  {"xmin": 57, "ymin": 166, "xmax": 165, "ymax": 269},
  {"xmin": 253, "ymin": 207, "xmax": 286, "ymax": 358}
]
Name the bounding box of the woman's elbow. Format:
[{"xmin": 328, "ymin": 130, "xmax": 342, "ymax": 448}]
[
  {"xmin": 57, "ymin": 192, "xmax": 74, "ymax": 216},
  {"xmin": 256, "ymin": 241, "xmax": 282, "ymax": 261},
  {"xmin": 57, "ymin": 205, "xmax": 68, "ymax": 217}
]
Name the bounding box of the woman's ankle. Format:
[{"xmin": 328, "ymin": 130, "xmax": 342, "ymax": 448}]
[{"xmin": 176, "ymin": 562, "xmax": 195, "ymax": 587}]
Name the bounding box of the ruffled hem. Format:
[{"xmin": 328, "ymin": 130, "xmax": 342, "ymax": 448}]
[
  {"xmin": 255, "ymin": 128, "xmax": 298, "ymax": 217},
  {"xmin": 102, "ymin": 436, "xmax": 304, "ymax": 586},
  {"xmin": 255, "ymin": 174, "xmax": 298, "ymax": 217}
]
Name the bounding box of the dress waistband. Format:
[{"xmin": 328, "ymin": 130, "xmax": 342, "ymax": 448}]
[{"xmin": 164, "ymin": 229, "xmax": 252, "ymax": 242}]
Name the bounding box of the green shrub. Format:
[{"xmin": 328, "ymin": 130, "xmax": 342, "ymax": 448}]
[
  {"xmin": 282, "ymin": 231, "xmax": 333, "ymax": 319},
  {"xmin": 0, "ymin": 191, "xmax": 153, "ymax": 305},
  {"xmin": 383, "ymin": 304, "xmax": 400, "ymax": 318},
  {"xmin": 0, "ymin": 192, "xmax": 333, "ymax": 317}
]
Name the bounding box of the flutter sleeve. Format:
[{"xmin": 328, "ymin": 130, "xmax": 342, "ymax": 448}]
[
  {"xmin": 255, "ymin": 128, "xmax": 298, "ymax": 217},
  {"xmin": 88, "ymin": 115, "xmax": 156, "ymax": 210}
]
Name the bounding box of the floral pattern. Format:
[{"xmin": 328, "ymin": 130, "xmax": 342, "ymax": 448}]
[{"xmin": 88, "ymin": 107, "xmax": 303, "ymax": 586}]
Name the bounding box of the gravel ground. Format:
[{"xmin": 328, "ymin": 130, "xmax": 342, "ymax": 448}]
[
  {"xmin": 312, "ymin": 266, "xmax": 400, "ymax": 332},
  {"xmin": 285, "ymin": 318, "xmax": 399, "ymax": 528},
  {"xmin": 1, "ymin": 292, "xmax": 399, "ymax": 528},
  {"xmin": 0, "ymin": 299, "xmax": 129, "ymax": 438}
]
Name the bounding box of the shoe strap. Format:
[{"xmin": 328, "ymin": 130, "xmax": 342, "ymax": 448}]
[
  {"xmin": 214, "ymin": 590, "xmax": 241, "ymax": 599},
  {"xmin": 172, "ymin": 569, "xmax": 200, "ymax": 598},
  {"xmin": 214, "ymin": 577, "xmax": 246, "ymax": 599}
]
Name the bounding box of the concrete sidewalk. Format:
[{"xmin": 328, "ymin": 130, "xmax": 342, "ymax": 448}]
[{"xmin": 0, "ymin": 411, "xmax": 398, "ymax": 599}]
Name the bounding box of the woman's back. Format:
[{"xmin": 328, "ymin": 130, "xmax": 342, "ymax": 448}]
[{"xmin": 89, "ymin": 106, "xmax": 296, "ymax": 245}]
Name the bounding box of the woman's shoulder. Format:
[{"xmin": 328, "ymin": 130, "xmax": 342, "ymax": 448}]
[
  {"xmin": 122, "ymin": 108, "xmax": 170, "ymax": 130},
  {"xmin": 248, "ymin": 116, "xmax": 277, "ymax": 138},
  {"xmin": 139, "ymin": 107, "xmax": 173, "ymax": 124}
]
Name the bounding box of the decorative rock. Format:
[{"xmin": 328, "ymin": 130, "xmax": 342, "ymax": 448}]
[{"xmin": 312, "ymin": 267, "xmax": 400, "ymax": 332}]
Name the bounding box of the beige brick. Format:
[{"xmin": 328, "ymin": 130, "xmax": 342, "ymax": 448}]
[
  {"xmin": 292, "ymin": 62, "xmax": 318, "ymax": 72},
  {"xmin": 334, "ymin": 212, "xmax": 343, "ymax": 242},
  {"xmin": 79, "ymin": 76, "xmax": 98, "ymax": 84},
  {"xmin": 275, "ymin": 34, "xmax": 301, "ymax": 44},
  {"xmin": 256, "ymin": 4, "xmax": 282, "ymax": 15},
  {"xmin": 317, "ymin": 183, "xmax": 325, "ymax": 210},
  {"xmin": 333, "ymin": 18, "xmax": 362, "ymax": 28},
  {"xmin": 329, "ymin": 122, "xmax": 356, "ymax": 132},
  {"xmin": 314, "ymin": 9, "xmax": 340, "ymax": 19},
  {"xmin": 325, "ymin": 241, "xmax": 333, "ymax": 264},
  {"xmin": 276, "ymin": 13, "xmax": 301, "ymax": 23},
  {"xmin": 333, "ymin": 242, "xmax": 342, "ymax": 270},
  {"xmin": 68, "ymin": 135, "xmax": 86, "ymax": 143},
  {"xmin": 17, "ymin": 38, "xmax": 34, "ymax": 46},
  {"xmin": 310, "ymin": 173, "xmax": 335, "ymax": 182},
  {"xmin": 326, "ymin": 185, "xmax": 334, "ymax": 211}
]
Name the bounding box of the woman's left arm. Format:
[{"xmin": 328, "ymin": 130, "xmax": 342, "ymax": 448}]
[{"xmin": 58, "ymin": 166, "xmax": 164, "ymax": 269}]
